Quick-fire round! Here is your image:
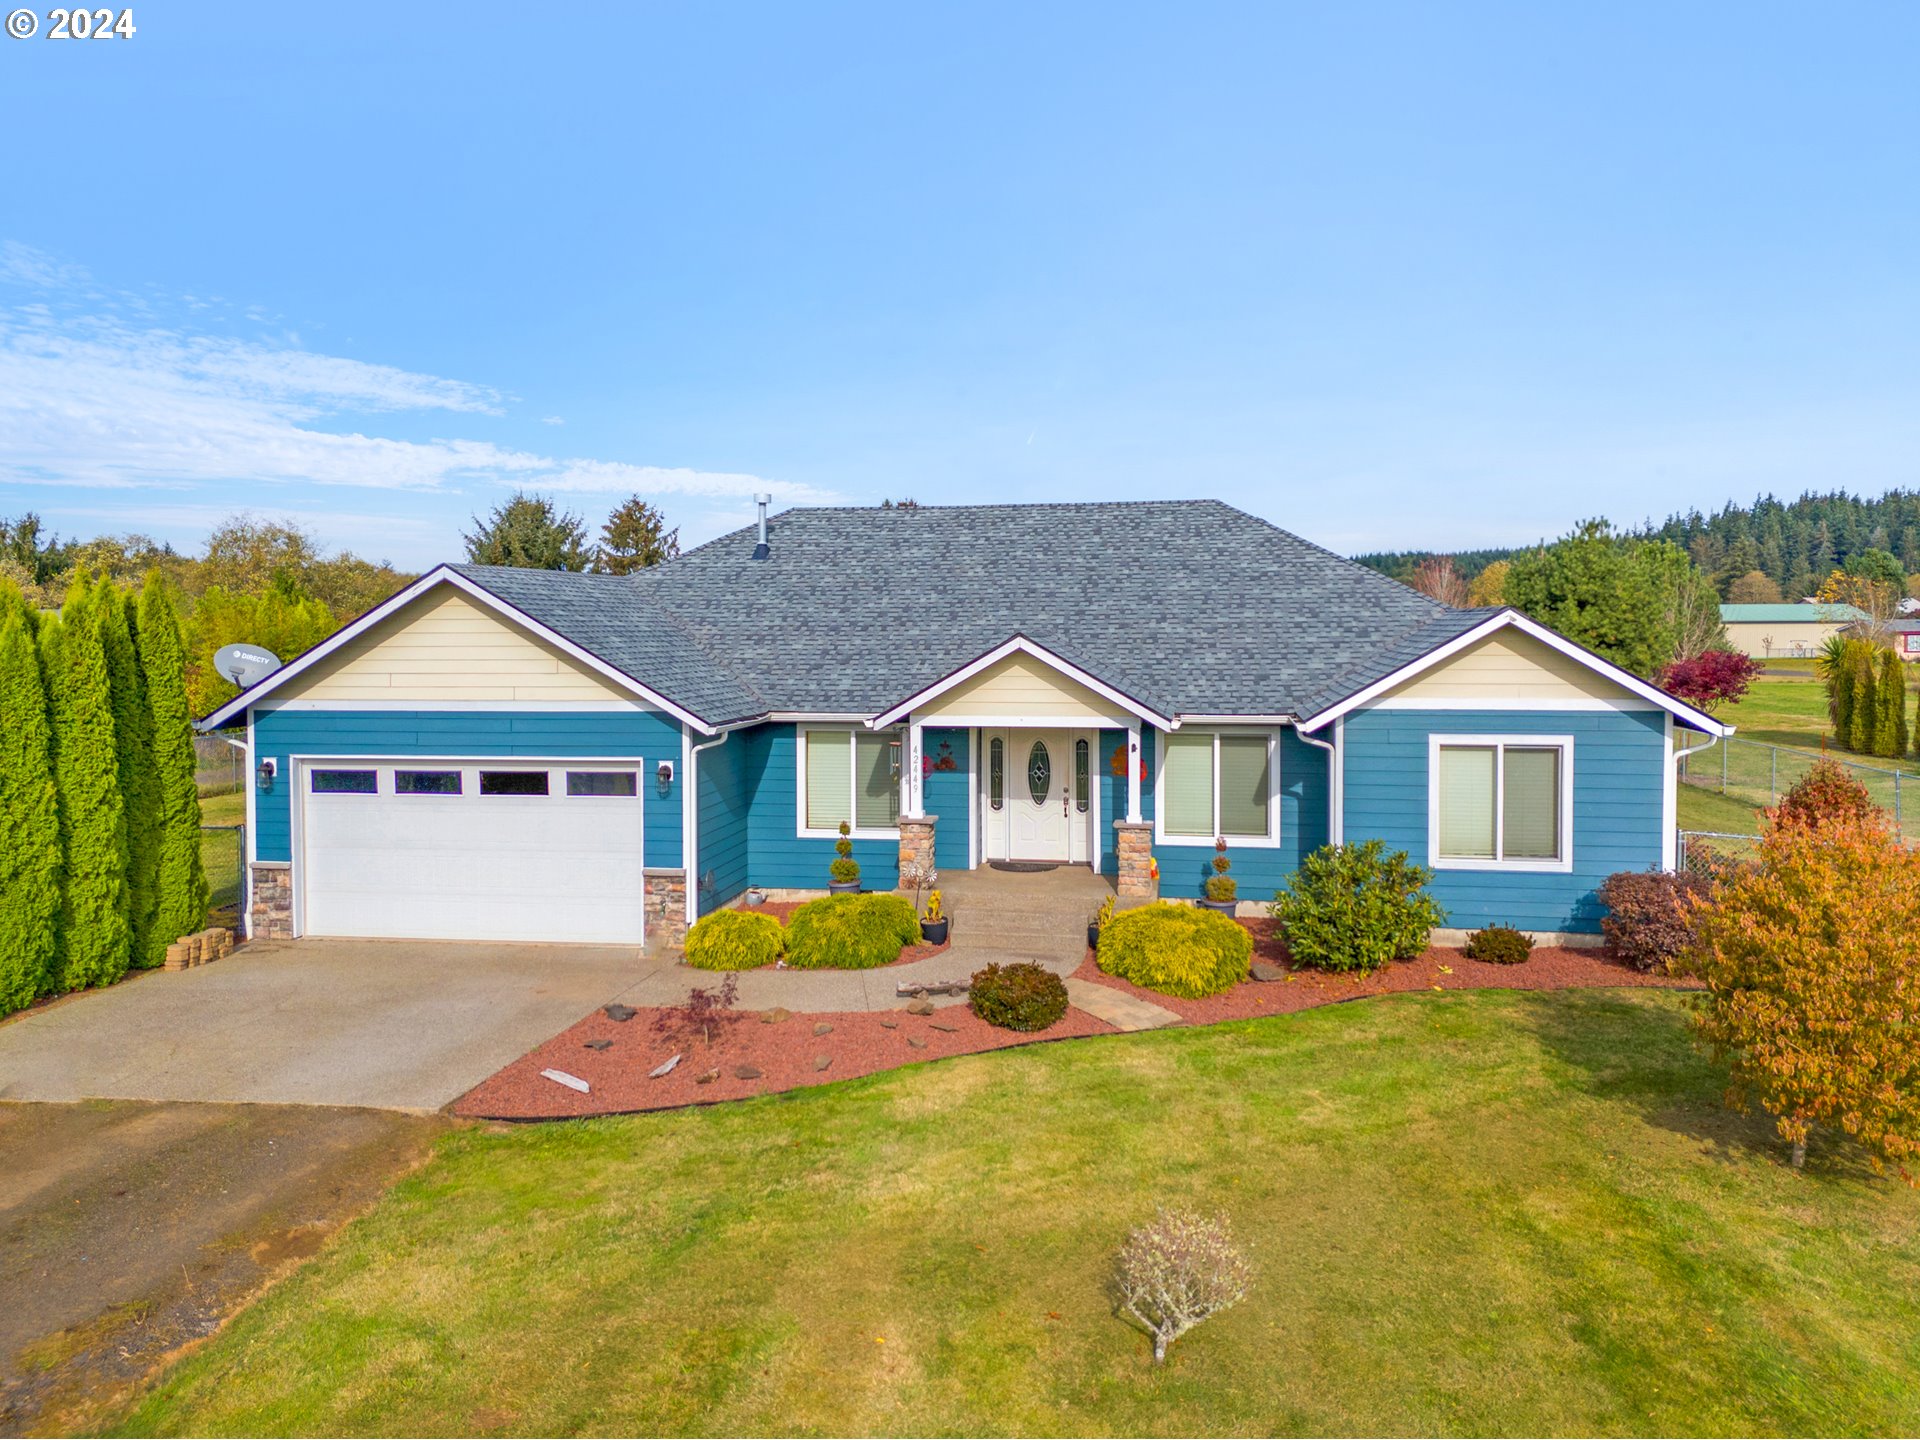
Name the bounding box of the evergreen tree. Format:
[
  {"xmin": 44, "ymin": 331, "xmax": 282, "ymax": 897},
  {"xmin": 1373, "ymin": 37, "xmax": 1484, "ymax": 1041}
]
[
  {"xmin": 0, "ymin": 604, "xmax": 60, "ymax": 1012},
  {"xmin": 98, "ymin": 579, "xmax": 162, "ymax": 967},
  {"xmin": 462, "ymin": 491, "xmax": 591, "ymax": 571},
  {"xmin": 41, "ymin": 587, "xmax": 131, "ymax": 991},
  {"xmin": 1848, "ymin": 646, "xmax": 1877, "ymax": 755},
  {"xmin": 136, "ymin": 572, "xmax": 208, "ymax": 958},
  {"xmin": 1875, "ymin": 648, "xmax": 1908, "ymax": 760},
  {"xmin": 592, "ymin": 495, "xmax": 680, "ymax": 574}
]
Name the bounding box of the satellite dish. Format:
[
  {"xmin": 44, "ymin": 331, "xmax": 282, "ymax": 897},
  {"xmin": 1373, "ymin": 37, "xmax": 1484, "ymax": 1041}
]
[{"xmin": 214, "ymin": 643, "xmax": 282, "ymax": 689}]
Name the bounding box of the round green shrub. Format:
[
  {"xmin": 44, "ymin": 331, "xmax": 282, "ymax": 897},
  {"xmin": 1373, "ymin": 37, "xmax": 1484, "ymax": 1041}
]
[
  {"xmin": 1462, "ymin": 924, "xmax": 1533, "ymax": 965},
  {"xmin": 968, "ymin": 961, "xmax": 1069, "ymax": 1032},
  {"xmin": 1096, "ymin": 902, "xmax": 1251, "ymax": 998},
  {"xmin": 1270, "ymin": 839, "xmax": 1445, "ymax": 974},
  {"xmin": 785, "ymin": 892, "xmax": 922, "ymax": 970},
  {"xmin": 684, "ymin": 907, "xmax": 785, "ymax": 970}
]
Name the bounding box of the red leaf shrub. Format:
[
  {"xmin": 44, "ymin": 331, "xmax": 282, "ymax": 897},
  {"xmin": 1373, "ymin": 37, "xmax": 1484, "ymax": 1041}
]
[
  {"xmin": 1771, "ymin": 757, "xmax": 1877, "ymax": 832},
  {"xmin": 1659, "ymin": 649, "xmax": 1762, "ymax": 711},
  {"xmin": 1599, "ymin": 870, "xmax": 1710, "ymax": 973}
]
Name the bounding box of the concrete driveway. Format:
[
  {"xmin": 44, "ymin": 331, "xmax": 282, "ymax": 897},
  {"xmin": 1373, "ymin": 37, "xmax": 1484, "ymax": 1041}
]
[{"xmin": 0, "ymin": 939, "xmax": 651, "ymax": 1110}]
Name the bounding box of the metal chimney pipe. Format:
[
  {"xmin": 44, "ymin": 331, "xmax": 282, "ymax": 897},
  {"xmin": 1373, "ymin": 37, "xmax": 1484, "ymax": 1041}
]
[{"xmin": 752, "ymin": 494, "xmax": 772, "ymax": 560}]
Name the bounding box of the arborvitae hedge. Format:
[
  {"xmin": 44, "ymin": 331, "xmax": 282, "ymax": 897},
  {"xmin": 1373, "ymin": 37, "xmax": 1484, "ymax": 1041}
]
[
  {"xmin": 1873, "ymin": 647, "xmax": 1907, "ymax": 760},
  {"xmin": 1847, "ymin": 647, "xmax": 1877, "ymax": 755},
  {"xmin": 0, "ymin": 600, "xmax": 61, "ymax": 1012},
  {"xmin": 137, "ymin": 572, "xmax": 208, "ymax": 958},
  {"xmin": 42, "ymin": 586, "xmax": 131, "ymax": 991},
  {"xmin": 99, "ymin": 579, "xmax": 162, "ymax": 968}
]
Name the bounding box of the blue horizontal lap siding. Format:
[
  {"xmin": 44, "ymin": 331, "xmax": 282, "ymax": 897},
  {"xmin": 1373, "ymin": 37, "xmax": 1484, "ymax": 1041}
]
[
  {"xmin": 695, "ymin": 730, "xmax": 753, "ymax": 915},
  {"xmin": 251, "ymin": 709, "xmax": 685, "ymax": 869},
  {"xmin": 922, "ymin": 727, "xmax": 971, "ymax": 873},
  {"xmin": 1098, "ymin": 731, "xmax": 1156, "ymax": 874},
  {"xmin": 743, "ymin": 724, "xmax": 901, "ymax": 892},
  {"xmin": 1341, "ymin": 708, "xmax": 1666, "ymax": 934},
  {"xmin": 1146, "ymin": 728, "xmax": 1329, "ymax": 901}
]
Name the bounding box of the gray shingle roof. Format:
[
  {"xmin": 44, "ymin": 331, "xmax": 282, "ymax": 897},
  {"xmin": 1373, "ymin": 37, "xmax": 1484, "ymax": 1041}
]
[{"xmin": 459, "ymin": 499, "xmax": 1462, "ymax": 726}]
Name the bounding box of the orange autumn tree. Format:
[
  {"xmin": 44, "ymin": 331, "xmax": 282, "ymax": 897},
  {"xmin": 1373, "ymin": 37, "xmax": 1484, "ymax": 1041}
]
[{"xmin": 1688, "ymin": 788, "xmax": 1920, "ymax": 1180}]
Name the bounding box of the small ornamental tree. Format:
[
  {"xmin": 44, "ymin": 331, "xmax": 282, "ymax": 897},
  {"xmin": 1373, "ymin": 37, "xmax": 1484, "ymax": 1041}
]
[
  {"xmin": 41, "ymin": 588, "xmax": 131, "ymax": 991},
  {"xmin": 830, "ymin": 819, "xmax": 859, "ymax": 888},
  {"xmin": 1770, "ymin": 757, "xmax": 1875, "ymax": 832},
  {"xmin": 1657, "ymin": 649, "xmax": 1761, "ymax": 713},
  {"xmin": 137, "ymin": 572, "xmax": 209, "ymax": 961},
  {"xmin": 1205, "ymin": 837, "xmax": 1236, "ymax": 904},
  {"xmin": 1111, "ymin": 1209, "xmax": 1253, "ymax": 1365},
  {"xmin": 0, "ymin": 607, "xmax": 61, "ymax": 1013},
  {"xmin": 1689, "ymin": 807, "xmax": 1920, "ymax": 1179},
  {"xmin": 98, "ymin": 580, "xmax": 162, "ymax": 968},
  {"xmin": 1824, "ymin": 635, "xmax": 1856, "ymax": 735}
]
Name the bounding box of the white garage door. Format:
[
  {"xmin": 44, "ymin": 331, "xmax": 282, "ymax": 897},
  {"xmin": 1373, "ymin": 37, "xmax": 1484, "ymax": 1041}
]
[{"xmin": 300, "ymin": 760, "xmax": 648, "ymax": 944}]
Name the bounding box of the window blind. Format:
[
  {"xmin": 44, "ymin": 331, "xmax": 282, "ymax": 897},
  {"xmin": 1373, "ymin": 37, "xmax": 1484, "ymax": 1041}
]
[
  {"xmin": 1437, "ymin": 745, "xmax": 1496, "ymax": 859},
  {"xmin": 1502, "ymin": 747, "xmax": 1560, "ymax": 859},
  {"xmin": 1162, "ymin": 731, "xmax": 1215, "ymax": 836},
  {"xmin": 854, "ymin": 731, "xmax": 899, "ymax": 829},
  {"xmin": 805, "ymin": 730, "xmax": 851, "ymax": 829},
  {"xmin": 1217, "ymin": 735, "xmax": 1270, "ymax": 838}
]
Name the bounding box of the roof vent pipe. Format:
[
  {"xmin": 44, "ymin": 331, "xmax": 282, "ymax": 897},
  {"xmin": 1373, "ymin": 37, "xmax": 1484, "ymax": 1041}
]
[{"xmin": 752, "ymin": 493, "xmax": 771, "ymax": 560}]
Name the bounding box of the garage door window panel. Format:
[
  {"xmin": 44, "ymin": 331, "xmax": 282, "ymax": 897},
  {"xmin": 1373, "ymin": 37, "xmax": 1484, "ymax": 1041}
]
[
  {"xmin": 396, "ymin": 770, "xmax": 462, "ymax": 795},
  {"xmin": 480, "ymin": 770, "xmax": 550, "ymax": 797},
  {"xmin": 311, "ymin": 769, "xmax": 378, "ymax": 795},
  {"xmin": 567, "ymin": 771, "xmax": 638, "ymax": 797}
]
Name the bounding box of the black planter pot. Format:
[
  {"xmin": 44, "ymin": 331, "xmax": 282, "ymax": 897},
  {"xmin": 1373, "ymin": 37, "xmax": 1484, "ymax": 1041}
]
[
  {"xmin": 1198, "ymin": 897, "xmax": 1239, "ymax": 915},
  {"xmin": 921, "ymin": 918, "xmax": 950, "ymax": 945},
  {"xmin": 1087, "ymin": 923, "xmax": 1102, "ymax": 951},
  {"xmin": 828, "ymin": 881, "xmax": 861, "ymax": 895}
]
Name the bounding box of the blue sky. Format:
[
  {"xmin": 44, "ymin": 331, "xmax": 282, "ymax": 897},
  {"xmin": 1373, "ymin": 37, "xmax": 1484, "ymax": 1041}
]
[{"xmin": 2, "ymin": 2, "xmax": 1916, "ymax": 569}]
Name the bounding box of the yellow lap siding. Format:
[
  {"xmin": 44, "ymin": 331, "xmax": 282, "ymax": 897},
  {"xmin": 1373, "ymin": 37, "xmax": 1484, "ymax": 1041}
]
[
  {"xmin": 918, "ymin": 652, "xmax": 1124, "ymax": 722},
  {"xmin": 1377, "ymin": 630, "xmax": 1647, "ymax": 705},
  {"xmin": 286, "ymin": 590, "xmax": 629, "ymax": 704}
]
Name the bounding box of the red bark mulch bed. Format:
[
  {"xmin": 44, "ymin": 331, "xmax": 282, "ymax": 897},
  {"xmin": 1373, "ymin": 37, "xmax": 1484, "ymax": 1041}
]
[
  {"xmin": 454, "ymin": 1000, "xmax": 1113, "ymax": 1121},
  {"xmin": 733, "ymin": 899, "xmax": 948, "ymax": 967},
  {"xmin": 1072, "ymin": 916, "xmax": 1693, "ymax": 1026}
]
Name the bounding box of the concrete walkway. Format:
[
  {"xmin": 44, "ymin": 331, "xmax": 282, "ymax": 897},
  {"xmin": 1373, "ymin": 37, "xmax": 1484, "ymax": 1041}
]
[
  {"xmin": 1063, "ymin": 978, "xmax": 1184, "ymax": 1031},
  {"xmin": 627, "ymin": 866, "xmax": 1116, "ymax": 1013}
]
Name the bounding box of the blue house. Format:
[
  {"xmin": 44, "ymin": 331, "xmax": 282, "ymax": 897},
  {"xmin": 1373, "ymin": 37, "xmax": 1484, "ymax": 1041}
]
[{"xmin": 202, "ymin": 500, "xmax": 1728, "ymax": 948}]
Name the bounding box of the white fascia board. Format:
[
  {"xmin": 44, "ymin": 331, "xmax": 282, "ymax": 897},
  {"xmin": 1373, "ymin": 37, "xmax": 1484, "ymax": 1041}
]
[
  {"xmin": 868, "ymin": 635, "xmax": 1171, "ymax": 730},
  {"xmin": 1296, "ymin": 610, "xmax": 1732, "ymax": 738},
  {"xmin": 198, "ymin": 565, "xmax": 719, "ymax": 735}
]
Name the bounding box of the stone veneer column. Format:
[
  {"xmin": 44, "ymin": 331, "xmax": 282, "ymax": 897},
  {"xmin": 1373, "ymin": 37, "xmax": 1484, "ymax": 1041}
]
[
  {"xmin": 643, "ymin": 867, "xmax": 688, "ymax": 947},
  {"xmin": 248, "ymin": 861, "xmax": 292, "ymax": 940},
  {"xmin": 1112, "ymin": 821, "xmax": 1156, "ymax": 898},
  {"xmin": 897, "ymin": 815, "xmax": 937, "ymax": 887}
]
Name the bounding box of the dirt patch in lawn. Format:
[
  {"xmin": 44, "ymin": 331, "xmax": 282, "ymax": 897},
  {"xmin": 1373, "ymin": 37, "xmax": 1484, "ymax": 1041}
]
[
  {"xmin": 452, "ymin": 1001, "xmax": 1114, "ymax": 1121},
  {"xmin": 0, "ymin": 1101, "xmax": 446, "ymax": 1437},
  {"xmin": 1074, "ymin": 917, "xmax": 1694, "ymax": 1025}
]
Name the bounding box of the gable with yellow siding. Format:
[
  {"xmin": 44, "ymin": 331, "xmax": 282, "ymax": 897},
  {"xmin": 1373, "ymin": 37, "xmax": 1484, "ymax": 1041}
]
[
  {"xmin": 284, "ymin": 589, "xmax": 631, "ymax": 704},
  {"xmin": 918, "ymin": 651, "xmax": 1126, "ymax": 721},
  {"xmin": 1372, "ymin": 628, "xmax": 1653, "ymax": 706}
]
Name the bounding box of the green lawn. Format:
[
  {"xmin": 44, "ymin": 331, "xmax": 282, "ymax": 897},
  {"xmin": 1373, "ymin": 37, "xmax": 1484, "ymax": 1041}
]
[
  {"xmin": 1675, "ymin": 783, "xmax": 1762, "ymax": 837},
  {"xmin": 112, "ymin": 991, "xmax": 1920, "ymax": 1438}
]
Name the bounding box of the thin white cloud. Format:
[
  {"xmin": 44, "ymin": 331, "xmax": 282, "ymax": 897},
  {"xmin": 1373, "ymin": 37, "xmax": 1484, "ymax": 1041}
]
[
  {"xmin": 0, "ymin": 252, "xmax": 834, "ymax": 511},
  {"xmin": 541, "ymin": 415, "xmax": 565, "ymax": 426}
]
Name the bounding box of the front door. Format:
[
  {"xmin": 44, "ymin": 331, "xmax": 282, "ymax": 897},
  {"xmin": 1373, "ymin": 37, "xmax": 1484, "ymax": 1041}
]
[{"xmin": 1009, "ymin": 730, "xmax": 1071, "ymax": 861}]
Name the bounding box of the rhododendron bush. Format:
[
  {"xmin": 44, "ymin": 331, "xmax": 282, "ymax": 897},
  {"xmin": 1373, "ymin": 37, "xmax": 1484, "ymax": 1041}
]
[{"xmin": 1688, "ymin": 806, "xmax": 1920, "ymax": 1180}]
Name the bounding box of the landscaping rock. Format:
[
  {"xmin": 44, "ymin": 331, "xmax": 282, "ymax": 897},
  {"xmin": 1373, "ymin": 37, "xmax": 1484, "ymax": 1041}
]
[
  {"xmin": 760, "ymin": 1007, "xmax": 792, "ymax": 1025},
  {"xmin": 695, "ymin": 1068, "xmax": 720, "ymax": 1085},
  {"xmin": 583, "ymin": 1038, "xmax": 613, "ymax": 1051},
  {"xmin": 813, "ymin": 1055, "xmax": 832, "ymax": 1072},
  {"xmin": 813, "ymin": 1022, "xmax": 833, "ymax": 1036},
  {"xmin": 603, "ymin": 1003, "xmax": 637, "ymax": 1022},
  {"xmin": 648, "ymin": 1054, "xmax": 682, "ymax": 1078},
  {"xmin": 905, "ymin": 998, "xmax": 935, "ymax": 1016},
  {"xmin": 1250, "ymin": 962, "xmax": 1287, "ymax": 983},
  {"xmin": 879, "ymin": 1017, "xmax": 899, "ymax": 1030},
  {"xmin": 733, "ymin": 1064, "xmax": 764, "ymax": 1080},
  {"xmin": 929, "ymin": 1020, "xmax": 959, "ymax": 1033},
  {"xmin": 907, "ymin": 1036, "xmax": 928, "ymax": 1050}
]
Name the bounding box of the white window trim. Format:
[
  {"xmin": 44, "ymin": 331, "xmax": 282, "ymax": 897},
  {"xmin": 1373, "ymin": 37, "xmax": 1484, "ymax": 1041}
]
[
  {"xmin": 796, "ymin": 723, "xmax": 902, "ymax": 840},
  {"xmin": 1151, "ymin": 727, "xmax": 1282, "ymax": 849},
  {"xmin": 1427, "ymin": 733, "xmax": 1575, "ymax": 874}
]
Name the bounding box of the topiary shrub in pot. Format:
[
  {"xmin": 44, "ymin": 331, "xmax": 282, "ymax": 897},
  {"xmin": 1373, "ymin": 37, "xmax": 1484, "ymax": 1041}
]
[
  {"xmin": 1096, "ymin": 901, "xmax": 1251, "ymax": 998},
  {"xmin": 1270, "ymin": 840, "xmax": 1444, "ymax": 974},
  {"xmin": 683, "ymin": 907, "xmax": 786, "ymax": 970},
  {"xmin": 969, "ymin": 961, "xmax": 1069, "ymax": 1032},
  {"xmin": 785, "ymin": 892, "xmax": 921, "ymax": 969},
  {"xmin": 828, "ymin": 820, "xmax": 861, "ymax": 894},
  {"xmin": 1463, "ymin": 924, "xmax": 1533, "ymax": 965},
  {"xmin": 1199, "ymin": 837, "xmax": 1237, "ymax": 913}
]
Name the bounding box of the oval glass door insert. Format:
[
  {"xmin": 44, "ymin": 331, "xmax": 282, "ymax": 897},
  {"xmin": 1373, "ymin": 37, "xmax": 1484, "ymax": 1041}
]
[{"xmin": 1027, "ymin": 741, "xmax": 1052, "ymax": 805}]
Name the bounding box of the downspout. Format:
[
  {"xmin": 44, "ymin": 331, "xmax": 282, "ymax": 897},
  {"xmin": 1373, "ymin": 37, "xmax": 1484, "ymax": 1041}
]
[
  {"xmin": 1292, "ymin": 721, "xmax": 1341, "ymax": 848},
  {"xmin": 683, "ymin": 727, "xmax": 734, "ymax": 930}
]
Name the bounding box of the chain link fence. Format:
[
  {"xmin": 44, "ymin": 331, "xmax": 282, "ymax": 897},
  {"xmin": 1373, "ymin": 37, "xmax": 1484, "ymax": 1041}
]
[
  {"xmin": 201, "ymin": 823, "xmax": 244, "ymax": 927},
  {"xmin": 1677, "ymin": 736, "xmax": 1919, "ymax": 845},
  {"xmin": 195, "ymin": 733, "xmax": 244, "ymax": 798},
  {"xmin": 1675, "ymin": 829, "xmax": 1761, "ymax": 876}
]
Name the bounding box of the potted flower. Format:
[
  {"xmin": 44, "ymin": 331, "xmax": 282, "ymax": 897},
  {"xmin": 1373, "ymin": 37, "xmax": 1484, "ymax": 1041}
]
[
  {"xmin": 829, "ymin": 821, "xmax": 860, "ymax": 894},
  {"xmin": 1087, "ymin": 894, "xmax": 1115, "ymax": 951},
  {"xmin": 920, "ymin": 889, "xmax": 949, "ymax": 945},
  {"xmin": 1200, "ymin": 836, "xmax": 1237, "ymax": 913}
]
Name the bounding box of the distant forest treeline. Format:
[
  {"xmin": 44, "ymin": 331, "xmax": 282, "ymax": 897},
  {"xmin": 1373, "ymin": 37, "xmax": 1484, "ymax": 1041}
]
[{"xmin": 1356, "ymin": 489, "xmax": 1920, "ymax": 599}]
